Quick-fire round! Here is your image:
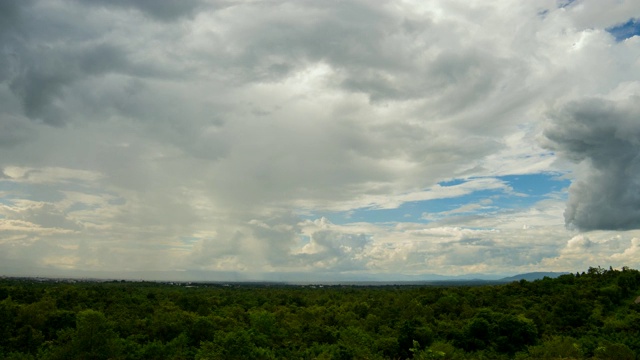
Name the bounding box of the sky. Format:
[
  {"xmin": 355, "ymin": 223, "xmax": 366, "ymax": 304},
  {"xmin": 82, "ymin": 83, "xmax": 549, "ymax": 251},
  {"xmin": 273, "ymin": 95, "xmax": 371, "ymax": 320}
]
[{"xmin": 1, "ymin": 0, "xmax": 640, "ymax": 281}]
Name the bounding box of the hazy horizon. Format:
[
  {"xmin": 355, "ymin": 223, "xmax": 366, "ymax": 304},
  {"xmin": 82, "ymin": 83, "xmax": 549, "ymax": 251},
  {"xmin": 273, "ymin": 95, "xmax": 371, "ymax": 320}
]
[{"xmin": 1, "ymin": 265, "xmax": 573, "ymax": 283}]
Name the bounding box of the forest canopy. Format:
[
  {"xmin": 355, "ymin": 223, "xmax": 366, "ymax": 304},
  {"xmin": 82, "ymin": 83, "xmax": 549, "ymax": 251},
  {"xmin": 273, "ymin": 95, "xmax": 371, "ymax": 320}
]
[{"xmin": 0, "ymin": 266, "xmax": 639, "ymax": 359}]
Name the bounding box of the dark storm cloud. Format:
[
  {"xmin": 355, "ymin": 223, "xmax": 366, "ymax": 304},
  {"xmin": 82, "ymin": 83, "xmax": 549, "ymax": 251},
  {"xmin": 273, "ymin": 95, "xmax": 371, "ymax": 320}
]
[
  {"xmin": 0, "ymin": 0, "xmax": 133, "ymax": 126},
  {"xmin": 8, "ymin": 44, "xmax": 130, "ymax": 126},
  {"xmin": 544, "ymin": 95, "xmax": 640, "ymax": 231},
  {"xmin": 0, "ymin": 1, "xmax": 27, "ymax": 35},
  {"xmin": 0, "ymin": 1, "xmax": 28, "ymax": 82},
  {"xmin": 0, "ymin": 116, "xmax": 32, "ymax": 148},
  {"xmin": 0, "ymin": 2, "xmax": 37, "ymax": 143},
  {"xmin": 77, "ymin": 0, "xmax": 207, "ymax": 21}
]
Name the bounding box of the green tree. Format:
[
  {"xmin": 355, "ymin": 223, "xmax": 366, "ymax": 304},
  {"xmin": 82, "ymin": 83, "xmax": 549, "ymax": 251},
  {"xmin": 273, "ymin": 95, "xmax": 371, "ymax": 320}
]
[
  {"xmin": 72, "ymin": 309, "xmax": 121, "ymax": 360},
  {"xmin": 594, "ymin": 342, "xmax": 635, "ymax": 360},
  {"xmin": 0, "ymin": 297, "xmax": 18, "ymax": 353},
  {"xmin": 524, "ymin": 336, "xmax": 582, "ymax": 359},
  {"xmin": 197, "ymin": 329, "xmax": 273, "ymax": 360}
]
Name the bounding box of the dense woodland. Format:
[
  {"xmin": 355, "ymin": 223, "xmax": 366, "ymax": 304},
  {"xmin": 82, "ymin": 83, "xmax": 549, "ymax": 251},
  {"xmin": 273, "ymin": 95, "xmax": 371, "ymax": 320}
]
[{"xmin": 0, "ymin": 266, "xmax": 639, "ymax": 359}]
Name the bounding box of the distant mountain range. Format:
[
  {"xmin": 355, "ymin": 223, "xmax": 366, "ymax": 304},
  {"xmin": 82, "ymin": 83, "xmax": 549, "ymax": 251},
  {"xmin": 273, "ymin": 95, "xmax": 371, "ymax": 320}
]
[
  {"xmin": 498, "ymin": 272, "xmax": 569, "ymax": 282},
  {"xmin": 0, "ymin": 266, "xmax": 570, "ymax": 284}
]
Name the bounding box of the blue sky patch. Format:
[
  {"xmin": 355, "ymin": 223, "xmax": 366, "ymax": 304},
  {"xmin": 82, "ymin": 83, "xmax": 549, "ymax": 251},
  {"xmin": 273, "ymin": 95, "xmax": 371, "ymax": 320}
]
[
  {"xmin": 303, "ymin": 173, "xmax": 569, "ymax": 225},
  {"xmin": 437, "ymin": 178, "xmax": 467, "ymax": 186},
  {"xmin": 607, "ymin": 18, "xmax": 640, "ymax": 42},
  {"xmin": 501, "ymin": 173, "xmax": 568, "ymax": 196}
]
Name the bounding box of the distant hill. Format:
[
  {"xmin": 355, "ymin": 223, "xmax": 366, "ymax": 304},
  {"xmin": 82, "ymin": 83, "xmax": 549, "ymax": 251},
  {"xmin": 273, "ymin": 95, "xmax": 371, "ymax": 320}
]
[
  {"xmin": 1, "ymin": 267, "xmax": 571, "ymax": 284},
  {"xmin": 500, "ymin": 272, "xmax": 569, "ymax": 282}
]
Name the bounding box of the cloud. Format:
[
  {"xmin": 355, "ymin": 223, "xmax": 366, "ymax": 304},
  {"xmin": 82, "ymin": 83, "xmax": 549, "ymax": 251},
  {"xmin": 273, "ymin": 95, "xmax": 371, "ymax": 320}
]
[
  {"xmin": 539, "ymin": 231, "xmax": 640, "ymax": 271},
  {"xmin": 607, "ymin": 18, "xmax": 640, "ymax": 42},
  {"xmin": 1, "ymin": 0, "xmax": 640, "ymax": 278},
  {"xmin": 4, "ymin": 202, "xmax": 82, "ymax": 231},
  {"xmin": 565, "ymin": 0, "xmax": 640, "ymax": 31},
  {"xmin": 8, "ymin": 43, "xmax": 133, "ymax": 126},
  {"xmin": 544, "ymin": 93, "xmax": 640, "ymax": 230},
  {"xmin": 610, "ymin": 237, "xmax": 640, "ymax": 262},
  {"xmin": 77, "ymin": 0, "xmax": 208, "ymax": 22},
  {"xmin": 0, "ymin": 115, "xmax": 33, "ymax": 148},
  {"xmin": 565, "ymin": 234, "xmax": 594, "ymax": 251},
  {"xmin": 294, "ymin": 217, "xmax": 371, "ymax": 271},
  {"xmin": 0, "ymin": 0, "xmax": 190, "ymax": 127},
  {"xmin": 0, "ymin": 1, "xmax": 24, "ymax": 34}
]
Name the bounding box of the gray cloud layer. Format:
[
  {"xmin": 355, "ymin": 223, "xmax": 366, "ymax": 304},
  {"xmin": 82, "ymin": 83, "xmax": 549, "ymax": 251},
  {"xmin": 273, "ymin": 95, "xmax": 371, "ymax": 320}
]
[
  {"xmin": 1, "ymin": 0, "xmax": 640, "ymax": 278},
  {"xmin": 544, "ymin": 94, "xmax": 640, "ymax": 230}
]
